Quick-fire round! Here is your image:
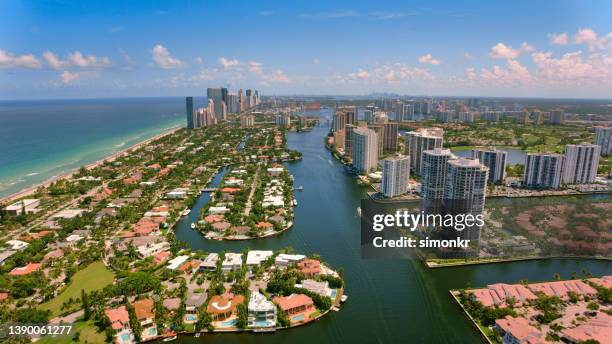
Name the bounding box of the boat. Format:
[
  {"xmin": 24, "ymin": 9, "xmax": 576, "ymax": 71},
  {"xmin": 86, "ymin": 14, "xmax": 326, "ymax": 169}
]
[
  {"xmin": 292, "ymin": 199, "xmax": 298, "ymax": 206},
  {"xmin": 356, "ymin": 207, "xmax": 361, "ymax": 216},
  {"xmin": 163, "ymin": 336, "xmax": 177, "ymax": 342},
  {"xmin": 190, "ymin": 222, "xmax": 196, "ymax": 229},
  {"xmin": 295, "ymin": 185, "xmax": 303, "ymax": 191},
  {"xmin": 162, "ymin": 330, "xmax": 177, "ymax": 341},
  {"xmin": 181, "ymin": 209, "xmax": 190, "ymax": 216},
  {"xmin": 194, "ymin": 333, "xmax": 201, "ymax": 338},
  {"xmin": 341, "ymin": 295, "xmax": 348, "ymax": 303}
]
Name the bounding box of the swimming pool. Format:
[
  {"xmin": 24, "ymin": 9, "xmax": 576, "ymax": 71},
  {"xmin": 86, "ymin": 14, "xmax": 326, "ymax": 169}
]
[
  {"xmin": 185, "ymin": 314, "xmax": 198, "ymax": 322},
  {"xmin": 119, "ymin": 332, "xmax": 131, "ymax": 343},
  {"xmin": 329, "ymin": 289, "xmax": 337, "ymax": 299},
  {"xmin": 220, "ymin": 318, "xmax": 237, "ymax": 327},
  {"xmin": 251, "ymin": 320, "xmax": 274, "ymax": 327},
  {"xmin": 291, "ymin": 314, "xmax": 305, "ymax": 322},
  {"xmin": 146, "ymin": 327, "xmax": 157, "ymax": 337}
]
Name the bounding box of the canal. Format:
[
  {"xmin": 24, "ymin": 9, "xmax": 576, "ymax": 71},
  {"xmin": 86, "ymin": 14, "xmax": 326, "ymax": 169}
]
[{"xmin": 172, "ymin": 121, "xmax": 611, "ymax": 343}]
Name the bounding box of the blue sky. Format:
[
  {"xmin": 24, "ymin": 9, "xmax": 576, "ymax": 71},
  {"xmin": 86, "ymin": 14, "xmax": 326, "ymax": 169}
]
[{"xmin": 1, "ymin": 0, "xmax": 612, "ymax": 99}]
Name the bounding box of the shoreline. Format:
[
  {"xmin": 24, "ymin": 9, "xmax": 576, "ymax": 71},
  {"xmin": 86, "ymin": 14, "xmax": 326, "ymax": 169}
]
[{"xmin": 0, "ymin": 125, "xmax": 183, "ymax": 204}]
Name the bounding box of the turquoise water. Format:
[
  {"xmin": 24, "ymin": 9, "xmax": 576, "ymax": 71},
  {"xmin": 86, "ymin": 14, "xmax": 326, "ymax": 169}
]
[
  {"xmin": 0, "ymin": 98, "xmax": 187, "ymax": 198},
  {"xmin": 220, "ymin": 319, "xmax": 237, "ymax": 327}
]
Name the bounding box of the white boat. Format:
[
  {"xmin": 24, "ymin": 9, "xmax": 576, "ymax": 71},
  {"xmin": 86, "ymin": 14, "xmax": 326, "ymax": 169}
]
[
  {"xmin": 341, "ymin": 295, "xmax": 348, "ymax": 303},
  {"xmin": 292, "ymin": 199, "xmax": 298, "ymax": 206},
  {"xmin": 190, "ymin": 222, "xmax": 196, "ymax": 229},
  {"xmin": 162, "ymin": 335, "xmax": 177, "ymax": 342},
  {"xmin": 181, "ymin": 209, "xmax": 191, "ymax": 216},
  {"xmin": 356, "ymin": 207, "xmax": 361, "ymax": 216},
  {"xmin": 194, "ymin": 333, "xmax": 201, "ymax": 338}
]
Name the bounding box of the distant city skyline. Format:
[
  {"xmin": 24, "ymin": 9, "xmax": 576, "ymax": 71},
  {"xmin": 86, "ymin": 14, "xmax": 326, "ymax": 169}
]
[{"xmin": 1, "ymin": 0, "xmax": 612, "ymax": 99}]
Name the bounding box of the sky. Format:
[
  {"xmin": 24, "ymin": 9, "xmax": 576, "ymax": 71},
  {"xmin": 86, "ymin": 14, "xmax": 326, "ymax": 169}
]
[{"xmin": 1, "ymin": 0, "xmax": 612, "ymax": 99}]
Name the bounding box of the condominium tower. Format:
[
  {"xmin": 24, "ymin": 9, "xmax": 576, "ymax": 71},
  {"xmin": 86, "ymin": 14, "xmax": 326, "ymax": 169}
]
[
  {"xmin": 404, "ymin": 127, "xmax": 444, "ymax": 175},
  {"xmin": 352, "ymin": 127, "xmax": 379, "ymax": 173},
  {"xmin": 381, "ymin": 156, "xmax": 411, "ymax": 198},
  {"xmin": 523, "ymin": 153, "xmax": 565, "ymax": 189},
  {"xmin": 471, "ymin": 148, "xmax": 507, "ymax": 183}
]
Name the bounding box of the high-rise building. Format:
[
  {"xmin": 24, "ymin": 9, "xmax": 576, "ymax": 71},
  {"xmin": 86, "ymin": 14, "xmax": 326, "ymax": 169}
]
[
  {"xmin": 332, "ymin": 111, "xmax": 346, "ymax": 132},
  {"xmin": 333, "ymin": 130, "xmax": 345, "ymax": 150},
  {"xmin": 345, "ymin": 124, "xmax": 356, "ymax": 158},
  {"xmin": 336, "ymin": 106, "xmax": 356, "ymax": 126},
  {"xmin": 563, "ymin": 143, "xmax": 601, "ymax": 184},
  {"xmin": 594, "ymin": 126, "xmax": 611, "ymax": 155},
  {"xmin": 373, "ymin": 112, "xmax": 388, "ymax": 124},
  {"xmin": 207, "ymin": 88, "xmax": 224, "ymax": 119},
  {"xmin": 352, "ymin": 127, "xmax": 379, "ymax": 173},
  {"xmin": 367, "ymin": 124, "xmax": 384, "ymax": 156},
  {"xmin": 206, "ymin": 99, "xmax": 216, "ymax": 126},
  {"xmin": 472, "ymin": 148, "xmax": 507, "ymax": 183},
  {"xmin": 383, "ymin": 123, "xmax": 399, "ymax": 152},
  {"xmin": 275, "ymin": 114, "xmax": 291, "ymax": 128},
  {"xmin": 444, "ymin": 158, "xmax": 489, "ymax": 216},
  {"xmin": 240, "ymin": 115, "xmax": 255, "ymax": 128},
  {"xmin": 381, "ymin": 156, "xmax": 410, "ymax": 197},
  {"xmin": 421, "ymin": 148, "xmax": 453, "ymax": 200},
  {"xmin": 550, "ymin": 109, "xmax": 565, "ymax": 124},
  {"xmin": 364, "ymin": 109, "xmax": 374, "ymax": 124},
  {"xmin": 238, "ymin": 89, "xmax": 245, "ymax": 112},
  {"xmin": 523, "ymin": 153, "xmax": 565, "ymax": 189},
  {"xmin": 185, "ymin": 96, "xmax": 195, "ymax": 129},
  {"xmin": 404, "ymin": 127, "xmax": 444, "ymax": 175}
]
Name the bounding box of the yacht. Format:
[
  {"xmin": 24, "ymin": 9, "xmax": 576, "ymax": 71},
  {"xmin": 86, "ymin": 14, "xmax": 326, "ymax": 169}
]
[{"xmin": 190, "ymin": 222, "xmax": 196, "ymax": 229}]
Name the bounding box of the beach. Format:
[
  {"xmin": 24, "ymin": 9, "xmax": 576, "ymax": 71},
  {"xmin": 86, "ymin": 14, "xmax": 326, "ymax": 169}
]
[{"xmin": 0, "ymin": 126, "xmax": 182, "ymax": 204}]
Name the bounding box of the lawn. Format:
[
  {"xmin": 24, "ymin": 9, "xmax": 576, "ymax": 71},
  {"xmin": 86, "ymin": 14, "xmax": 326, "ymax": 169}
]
[
  {"xmin": 36, "ymin": 320, "xmax": 106, "ymax": 344},
  {"xmin": 39, "ymin": 261, "xmax": 115, "ymax": 317}
]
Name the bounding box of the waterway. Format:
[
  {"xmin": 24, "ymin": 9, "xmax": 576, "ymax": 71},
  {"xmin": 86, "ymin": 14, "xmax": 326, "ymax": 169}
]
[{"xmin": 171, "ymin": 122, "xmax": 610, "ymax": 343}]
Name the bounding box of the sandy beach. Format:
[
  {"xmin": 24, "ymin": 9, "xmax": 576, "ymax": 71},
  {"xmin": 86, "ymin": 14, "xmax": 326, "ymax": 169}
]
[{"xmin": 0, "ymin": 126, "xmax": 182, "ymax": 204}]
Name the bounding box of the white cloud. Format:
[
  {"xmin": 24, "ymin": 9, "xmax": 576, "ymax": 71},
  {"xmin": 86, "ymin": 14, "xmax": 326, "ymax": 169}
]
[
  {"xmin": 0, "ymin": 49, "xmax": 42, "ymax": 69},
  {"xmin": 480, "ymin": 59, "xmax": 531, "ymax": 85},
  {"xmin": 573, "ymin": 28, "xmax": 611, "ymax": 51},
  {"xmin": 549, "ymin": 32, "xmax": 569, "ymax": 45},
  {"xmin": 43, "ymin": 51, "xmax": 111, "ymax": 69},
  {"xmin": 60, "ymin": 70, "xmax": 98, "ymax": 84},
  {"xmin": 195, "ymin": 56, "xmax": 203, "ymax": 65},
  {"xmin": 299, "ymin": 10, "xmax": 359, "ymax": 19},
  {"xmin": 151, "ymin": 44, "xmax": 184, "ymax": 69},
  {"xmin": 263, "ymin": 69, "xmax": 291, "ymax": 83},
  {"xmin": 489, "ymin": 43, "xmax": 521, "ymax": 59},
  {"xmin": 348, "ymin": 69, "xmax": 370, "ymax": 79},
  {"xmin": 312, "ymin": 58, "xmax": 320, "ymax": 65},
  {"xmin": 119, "ymin": 48, "xmax": 135, "ymax": 71},
  {"xmin": 247, "ymin": 61, "xmax": 263, "ymax": 74},
  {"xmin": 418, "ymin": 54, "xmax": 441, "ymax": 65},
  {"xmin": 531, "ymin": 50, "xmax": 612, "ymax": 84},
  {"xmin": 521, "ymin": 42, "xmax": 535, "ymax": 52},
  {"xmin": 369, "ymin": 11, "xmax": 404, "ymax": 20},
  {"xmin": 219, "ymin": 57, "xmax": 239, "ymax": 69}
]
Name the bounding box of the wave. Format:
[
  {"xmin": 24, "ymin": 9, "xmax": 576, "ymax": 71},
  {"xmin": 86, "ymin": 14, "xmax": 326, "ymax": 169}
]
[
  {"xmin": 114, "ymin": 141, "xmax": 127, "ymax": 148},
  {"xmin": 25, "ymin": 172, "xmax": 39, "ymax": 177}
]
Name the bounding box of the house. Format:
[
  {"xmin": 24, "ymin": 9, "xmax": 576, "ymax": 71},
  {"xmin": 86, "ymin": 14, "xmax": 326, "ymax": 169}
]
[
  {"xmin": 65, "ymin": 234, "xmax": 84, "ymax": 244},
  {"xmin": 9, "ymin": 263, "xmax": 41, "ymax": 276},
  {"xmin": 43, "ymin": 249, "xmax": 64, "ymax": 262},
  {"xmin": 246, "ymin": 250, "xmax": 273, "ymax": 270},
  {"xmin": 207, "ymin": 292, "xmax": 245, "ymax": 321},
  {"xmin": 267, "ymin": 167, "xmax": 284, "ymax": 176},
  {"xmin": 494, "ymin": 316, "xmax": 546, "ymax": 344},
  {"xmin": 162, "ymin": 298, "xmax": 181, "ymax": 313},
  {"xmin": 185, "ymin": 292, "xmax": 207, "ymax": 322},
  {"xmin": 275, "ymin": 254, "xmax": 306, "ymax": 267},
  {"xmin": 51, "ymin": 209, "xmax": 86, "ymax": 220},
  {"xmin": 297, "ymin": 259, "xmax": 321, "ymax": 276},
  {"xmin": 5, "ymin": 240, "xmax": 29, "ymax": 251},
  {"xmin": 3, "ymin": 199, "xmax": 40, "ymax": 215},
  {"xmin": 527, "ymin": 279, "xmax": 597, "ymax": 300},
  {"xmin": 298, "ymin": 279, "xmax": 332, "ymax": 298},
  {"xmin": 561, "ymin": 312, "xmax": 612, "ymax": 344},
  {"xmin": 166, "ymin": 188, "xmax": 188, "ymax": 199},
  {"xmin": 167, "ymin": 255, "xmax": 189, "ymax": 270},
  {"xmin": 470, "ymin": 283, "xmax": 538, "ymax": 308},
  {"xmin": 256, "ymin": 222, "xmax": 274, "ymax": 231},
  {"xmin": 273, "ymin": 294, "xmax": 315, "ymax": 324},
  {"xmin": 0, "ymin": 250, "xmax": 16, "ymax": 265},
  {"xmin": 153, "ymin": 251, "xmax": 171, "ymax": 265},
  {"xmin": 132, "ymin": 298, "xmax": 157, "ymax": 340},
  {"xmin": 199, "ymin": 253, "xmax": 218, "ymax": 272},
  {"xmin": 211, "ymin": 221, "xmax": 231, "ymax": 232},
  {"xmin": 221, "ymin": 253, "xmax": 242, "ymax": 273},
  {"xmin": 208, "ymin": 206, "xmax": 230, "ymax": 215},
  {"xmin": 105, "ymin": 306, "xmax": 134, "ymax": 344},
  {"xmin": 137, "ymin": 242, "xmax": 170, "ymax": 258},
  {"xmin": 248, "ymin": 292, "xmax": 276, "ymax": 328}
]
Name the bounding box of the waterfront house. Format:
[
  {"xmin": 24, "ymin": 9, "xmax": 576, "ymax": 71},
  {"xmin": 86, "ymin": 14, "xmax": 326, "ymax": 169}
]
[
  {"xmin": 494, "ymin": 316, "xmax": 546, "ymax": 344},
  {"xmin": 207, "ymin": 292, "xmax": 245, "ymax": 322},
  {"xmin": 267, "ymin": 167, "xmax": 284, "ymax": 176},
  {"xmin": 153, "ymin": 251, "xmax": 171, "ymax": 265},
  {"xmin": 527, "ymin": 279, "xmax": 597, "ymax": 300},
  {"xmin": 221, "ymin": 253, "xmax": 242, "ymax": 273},
  {"xmin": 3, "ymin": 199, "xmax": 40, "ymax": 216},
  {"xmin": 256, "ymin": 222, "xmax": 274, "ymax": 231},
  {"xmin": 137, "ymin": 242, "xmax": 170, "ymax": 258},
  {"xmin": 208, "ymin": 206, "xmax": 230, "ymax": 215},
  {"xmin": 246, "ymin": 250, "xmax": 273, "ymax": 270},
  {"xmin": 105, "ymin": 306, "xmax": 134, "ymax": 344},
  {"xmin": 132, "ymin": 298, "xmax": 157, "ymax": 340},
  {"xmin": 185, "ymin": 292, "xmax": 207, "ymax": 322},
  {"xmin": 561, "ymin": 312, "xmax": 612, "ymax": 344},
  {"xmin": 166, "ymin": 188, "xmax": 188, "ymax": 199},
  {"xmin": 273, "ymin": 294, "xmax": 315, "ymax": 324},
  {"xmin": 199, "ymin": 253, "xmax": 219, "ymax": 272},
  {"xmin": 470, "ymin": 283, "xmax": 537, "ymax": 308},
  {"xmin": 298, "ymin": 279, "xmax": 332, "ymax": 298},
  {"xmin": 275, "ymin": 254, "xmax": 306, "ymax": 268},
  {"xmin": 297, "ymin": 259, "xmax": 321, "ymax": 276},
  {"xmin": 0, "ymin": 250, "xmax": 16, "ymax": 265},
  {"xmin": 248, "ymin": 291, "xmax": 276, "ymax": 328}
]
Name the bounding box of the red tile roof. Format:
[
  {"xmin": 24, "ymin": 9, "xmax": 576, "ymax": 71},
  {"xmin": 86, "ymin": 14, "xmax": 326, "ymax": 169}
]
[
  {"xmin": 105, "ymin": 306, "xmax": 130, "ymax": 330},
  {"xmin": 9, "ymin": 263, "xmax": 41, "ymax": 276},
  {"xmin": 273, "ymin": 294, "xmax": 314, "ymax": 312}
]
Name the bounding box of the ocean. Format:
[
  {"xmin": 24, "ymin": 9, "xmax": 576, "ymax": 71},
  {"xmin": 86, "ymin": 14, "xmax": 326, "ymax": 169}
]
[{"xmin": 0, "ymin": 97, "xmax": 190, "ymax": 199}]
